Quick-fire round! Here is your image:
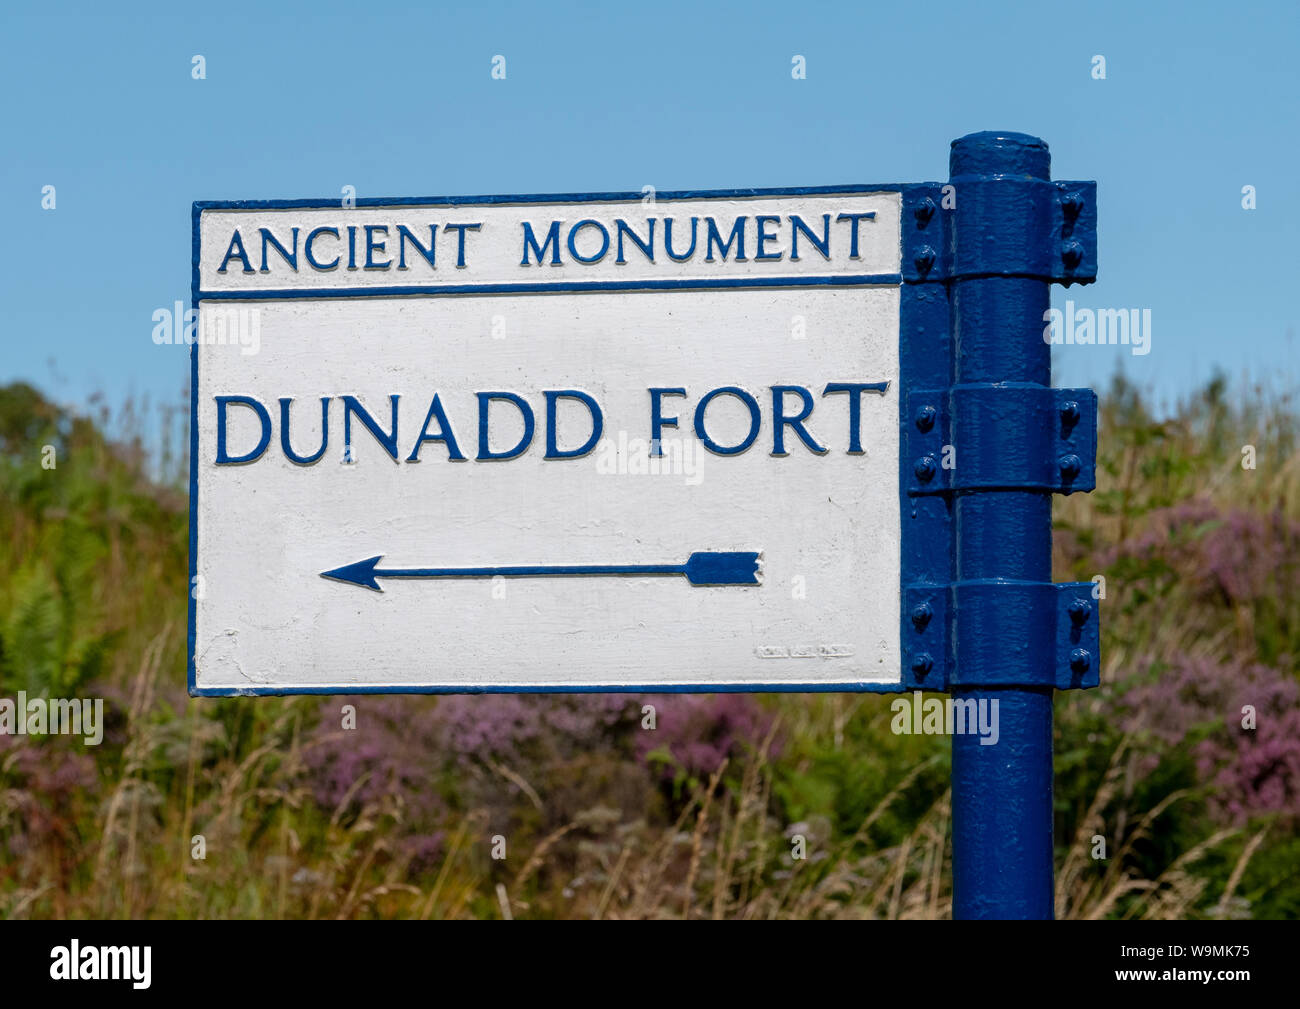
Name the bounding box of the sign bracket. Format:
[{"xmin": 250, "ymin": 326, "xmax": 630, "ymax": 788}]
[
  {"xmin": 902, "ymin": 580, "xmax": 1099, "ymax": 691},
  {"xmin": 904, "ymin": 385, "xmax": 1098, "ymax": 495}
]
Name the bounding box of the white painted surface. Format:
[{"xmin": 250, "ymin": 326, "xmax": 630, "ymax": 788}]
[{"xmin": 192, "ymin": 194, "xmax": 903, "ymax": 692}]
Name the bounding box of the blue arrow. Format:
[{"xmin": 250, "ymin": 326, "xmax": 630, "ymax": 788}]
[{"xmin": 321, "ymin": 551, "xmax": 761, "ymax": 591}]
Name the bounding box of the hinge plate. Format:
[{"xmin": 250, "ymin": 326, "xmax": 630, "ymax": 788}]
[
  {"xmin": 903, "ymin": 179, "xmax": 1097, "ymax": 285},
  {"xmin": 905, "ymin": 385, "xmax": 1097, "ymax": 495},
  {"xmin": 903, "ymin": 580, "xmax": 1100, "ymax": 691}
]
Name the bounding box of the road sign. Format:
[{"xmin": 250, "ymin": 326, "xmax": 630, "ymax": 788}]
[
  {"xmin": 189, "ymin": 165, "xmax": 1103, "ymax": 702},
  {"xmin": 189, "ymin": 131, "xmax": 1103, "ymax": 918},
  {"xmin": 190, "ymin": 189, "xmax": 915, "ymax": 694}
]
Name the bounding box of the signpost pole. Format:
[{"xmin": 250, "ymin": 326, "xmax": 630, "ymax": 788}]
[{"xmin": 946, "ymin": 132, "xmax": 1095, "ymax": 919}]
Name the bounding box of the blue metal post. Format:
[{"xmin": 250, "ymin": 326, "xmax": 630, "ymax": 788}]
[{"xmin": 950, "ymin": 132, "xmax": 1058, "ymax": 919}]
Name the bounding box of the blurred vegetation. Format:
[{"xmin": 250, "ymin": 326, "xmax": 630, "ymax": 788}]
[{"xmin": 0, "ymin": 371, "xmax": 1295, "ymax": 919}]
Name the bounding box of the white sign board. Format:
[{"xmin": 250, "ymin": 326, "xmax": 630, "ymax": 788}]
[{"xmin": 189, "ymin": 189, "xmax": 903, "ymax": 693}]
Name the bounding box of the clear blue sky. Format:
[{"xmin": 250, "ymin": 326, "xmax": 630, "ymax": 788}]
[{"xmin": 3, "ymin": 0, "xmax": 1296, "ymax": 420}]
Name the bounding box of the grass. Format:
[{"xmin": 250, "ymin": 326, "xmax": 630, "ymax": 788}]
[{"xmin": 0, "ymin": 369, "xmax": 1296, "ymax": 919}]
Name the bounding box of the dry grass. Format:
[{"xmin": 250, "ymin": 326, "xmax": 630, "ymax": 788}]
[{"xmin": 1, "ymin": 376, "xmax": 1295, "ymax": 919}]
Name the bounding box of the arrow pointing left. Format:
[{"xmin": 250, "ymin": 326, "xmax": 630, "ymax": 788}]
[{"xmin": 321, "ymin": 551, "xmax": 762, "ymax": 591}]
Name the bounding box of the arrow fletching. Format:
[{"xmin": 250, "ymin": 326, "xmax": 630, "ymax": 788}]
[{"xmin": 682, "ymin": 551, "xmax": 762, "ymax": 586}]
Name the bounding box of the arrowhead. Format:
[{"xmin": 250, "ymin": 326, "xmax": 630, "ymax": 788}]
[{"xmin": 321, "ymin": 555, "xmax": 385, "ymax": 591}]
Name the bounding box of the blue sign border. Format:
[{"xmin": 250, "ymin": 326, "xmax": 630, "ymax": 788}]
[{"xmin": 188, "ymin": 184, "xmax": 932, "ymax": 696}]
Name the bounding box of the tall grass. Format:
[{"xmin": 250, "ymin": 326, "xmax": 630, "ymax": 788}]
[{"xmin": 0, "ymin": 370, "xmax": 1295, "ymax": 919}]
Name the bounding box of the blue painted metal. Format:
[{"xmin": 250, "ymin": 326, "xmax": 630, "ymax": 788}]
[
  {"xmin": 194, "ymin": 184, "xmax": 898, "ymax": 212},
  {"xmin": 938, "ymin": 131, "xmax": 1099, "ymax": 919},
  {"xmin": 898, "ymin": 185, "xmax": 954, "ymax": 693},
  {"xmin": 903, "ymin": 179, "xmax": 1097, "ymax": 284},
  {"xmin": 905, "ymin": 384, "xmax": 1097, "ymax": 494},
  {"xmin": 904, "ymin": 581, "xmax": 1100, "ymax": 690},
  {"xmin": 187, "ymin": 202, "xmax": 200, "ymax": 700},
  {"xmin": 197, "ymin": 275, "xmax": 903, "ymax": 301}
]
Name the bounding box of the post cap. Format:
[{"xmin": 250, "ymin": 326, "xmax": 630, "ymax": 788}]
[{"xmin": 950, "ymin": 131, "xmax": 1050, "ymax": 180}]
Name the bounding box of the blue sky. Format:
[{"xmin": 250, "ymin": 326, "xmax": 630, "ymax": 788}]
[{"xmin": 2, "ymin": 0, "xmax": 1296, "ymax": 420}]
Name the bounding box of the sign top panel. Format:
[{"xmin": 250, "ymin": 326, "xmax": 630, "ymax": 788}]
[{"xmin": 196, "ymin": 187, "xmax": 902, "ymax": 298}]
